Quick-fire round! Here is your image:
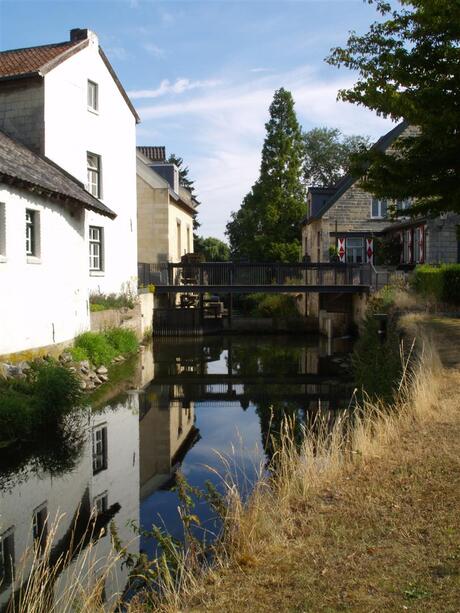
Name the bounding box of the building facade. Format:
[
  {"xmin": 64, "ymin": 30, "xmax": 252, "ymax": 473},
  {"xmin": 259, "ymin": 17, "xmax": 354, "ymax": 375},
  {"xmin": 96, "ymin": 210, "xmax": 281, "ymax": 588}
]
[
  {"xmin": 136, "ymin": 148, "xmax": 196, "ymax": 264},
  {"xmin": 0, "ymin": 28, "xmax": 139, "ymax": 296},
  {"xmin": 301, "ymin": 122, "xmax": 460, "ymax": 267}
]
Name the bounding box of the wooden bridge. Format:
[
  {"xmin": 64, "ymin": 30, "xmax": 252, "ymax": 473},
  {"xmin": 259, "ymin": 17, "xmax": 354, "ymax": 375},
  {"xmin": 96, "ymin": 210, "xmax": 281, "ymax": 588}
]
[{"xmin": 138, "ymin": 261, "xmax": 376, "ymax": 294}]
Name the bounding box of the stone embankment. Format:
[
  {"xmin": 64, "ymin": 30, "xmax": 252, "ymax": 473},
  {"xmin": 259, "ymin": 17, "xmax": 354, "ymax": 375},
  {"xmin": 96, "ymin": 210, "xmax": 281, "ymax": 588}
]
[{"xmin": 0, "ymin": 350, "xmax": 133, "ymax": 392}]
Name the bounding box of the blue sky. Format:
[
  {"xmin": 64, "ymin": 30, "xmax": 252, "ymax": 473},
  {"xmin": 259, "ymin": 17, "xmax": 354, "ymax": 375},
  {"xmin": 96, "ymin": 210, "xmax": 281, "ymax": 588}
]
[{"xmin": 1, "ymin": 0, "xmax": 394, "ymax": 239}]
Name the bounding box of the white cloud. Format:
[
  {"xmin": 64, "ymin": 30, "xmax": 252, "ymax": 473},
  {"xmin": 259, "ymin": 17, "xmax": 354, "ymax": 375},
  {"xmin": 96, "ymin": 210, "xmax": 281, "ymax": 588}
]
[
  {"xmin": 135, "ymin": 66, "xmax": 395, "ymax": 240},
  {"xmin": 129, "ymin": 78, "xmax": 222, "ymax": 100},
  {"xmin": 250, "ymin": 67, "xmax": 271, "ymax": 73},
  {"xmin": 143, "ymin": 42, "xmax": 165, "ymax": 58}
]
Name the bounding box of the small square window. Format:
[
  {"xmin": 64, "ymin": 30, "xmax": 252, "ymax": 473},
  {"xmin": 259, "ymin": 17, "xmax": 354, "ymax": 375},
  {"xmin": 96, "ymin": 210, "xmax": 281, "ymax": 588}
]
[
  {"xmin": 92, "ymin": 424, "xmax": 108, "ymax": 474},
  {"xmin": 87, "ymin": 152, "xmax": 102, "ymax": 198},
  {"xmin": 87, "ymin": 80, "xmax": 98, "ymax": 112},
  {"xmin": 93, "ymin": 491, "xmax": 108, "ymax": 515},
  {"xmin": 26, "ymin": 209, "xmax": 40, "ymax": 257},
  {"xmin": 89, "ymin": 226, "xmax": 104, "ymax": 271}
]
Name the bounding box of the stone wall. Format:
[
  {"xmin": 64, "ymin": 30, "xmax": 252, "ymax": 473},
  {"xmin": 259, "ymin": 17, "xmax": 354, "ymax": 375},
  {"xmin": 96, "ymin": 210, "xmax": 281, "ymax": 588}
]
[
  {"xmin": 0, "ymin": 78, "xmax": 45, "ymax": 154},
  {"xmin": 90, "ymin": 292, "xmax": 154, "ymax": 340},
  {"xmin": 426, "ymin": 214, "xmax": 460, "ymax": 264}
]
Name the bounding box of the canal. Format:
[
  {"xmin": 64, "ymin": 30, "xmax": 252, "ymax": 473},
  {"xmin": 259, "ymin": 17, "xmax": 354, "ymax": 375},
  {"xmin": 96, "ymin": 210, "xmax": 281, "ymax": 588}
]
[{"xmin": 0, "ymin": 333, "xmax": 354, "ymax": 609}]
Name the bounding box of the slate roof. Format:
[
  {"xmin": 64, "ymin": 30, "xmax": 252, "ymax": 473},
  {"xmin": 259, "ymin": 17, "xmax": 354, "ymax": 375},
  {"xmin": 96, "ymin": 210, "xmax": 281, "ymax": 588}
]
[
  {"xmin": 0, "ymin": 40, "xmax": 85, "ymax": 80},
  {"xmin": 302, "ymin": 120, "xmax": 409, "ymax": 225},
  {"xmin": 0, "ymin": 130, "xmax": 116, "ymax": 218},
  {"xmin": 137, "ymin": 146, "xmax": 166, "ymax": 162}
]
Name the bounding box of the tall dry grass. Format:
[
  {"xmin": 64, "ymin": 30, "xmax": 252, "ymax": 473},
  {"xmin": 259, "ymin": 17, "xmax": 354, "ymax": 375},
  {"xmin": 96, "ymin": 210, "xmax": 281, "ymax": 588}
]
[{"xmin": 6, "ymin": 336, "xmax": 442, "ymax": 613}]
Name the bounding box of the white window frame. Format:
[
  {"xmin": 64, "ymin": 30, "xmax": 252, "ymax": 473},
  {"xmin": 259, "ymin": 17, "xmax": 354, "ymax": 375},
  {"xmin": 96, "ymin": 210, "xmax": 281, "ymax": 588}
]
[
  {"xmin": 92, "ymin": 424, "xmax": 108, "ymax": 474},
  {"xmin": 25, "ymin": 208, "xmax": 40, "ymax": 261},
  {"xmin": 371, "ymin": 198, "xmax": 388, "ymax": 219},
  {"xmin": 346, "ymin": 237, "xmax": 365, "ymax": 264},
  {"xmin": 87, "ymin": 80, "xmax": 99, "ymax": 113},
  {"xmin": 93, "ymin": 491, "xmax": 108, "ymax": 515},
  {"xmin": 89, "ymin": 226, "xmax": 104, "ymax": 272},
  {"xmin": 87, "ymin": 152, "xmax": 101, "ymax": 198}
]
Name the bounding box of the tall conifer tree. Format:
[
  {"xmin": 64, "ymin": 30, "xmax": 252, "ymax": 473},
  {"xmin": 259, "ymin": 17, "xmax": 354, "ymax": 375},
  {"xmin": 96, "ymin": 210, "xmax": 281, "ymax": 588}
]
[{"xmin": 226, "ymin": 88, "xmax": 306, "ymax": 262}]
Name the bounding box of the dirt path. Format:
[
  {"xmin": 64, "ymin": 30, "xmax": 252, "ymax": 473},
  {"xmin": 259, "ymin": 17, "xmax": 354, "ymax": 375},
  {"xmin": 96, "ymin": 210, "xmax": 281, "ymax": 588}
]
[{"xmin": 187, "ymin": 317, "xmax": 460, "ymax": 613}]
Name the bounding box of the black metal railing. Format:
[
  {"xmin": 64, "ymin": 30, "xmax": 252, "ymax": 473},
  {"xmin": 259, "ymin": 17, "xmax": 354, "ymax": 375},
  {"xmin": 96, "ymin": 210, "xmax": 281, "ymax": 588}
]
[{"xmin": 139, "ymin": 261, "xmax": 372, "ymax": 288}]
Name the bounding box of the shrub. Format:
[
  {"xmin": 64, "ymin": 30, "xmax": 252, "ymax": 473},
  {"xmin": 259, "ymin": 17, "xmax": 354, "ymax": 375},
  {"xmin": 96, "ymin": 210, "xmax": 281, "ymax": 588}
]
[
  {"xmin": 411, "ymin": 264, "xmax": 460, "ymax": 305},
  {"xmin": 69, "ymin": 346, "xmax": 89, "ymax": 362},
  {"xmin": 248, "ymin": 293, "xmax": 301, "ymax": 320},
  {"xmin": 0, "ymin": 360, "xmax": 84, "ymax": 443},
  {"xmin": 104, "ymin": 328, "xmax": 138, "ymax": 355},
  {"xmin": 73, "ymin": 332, "xmax": 118, "ymax": 367}
]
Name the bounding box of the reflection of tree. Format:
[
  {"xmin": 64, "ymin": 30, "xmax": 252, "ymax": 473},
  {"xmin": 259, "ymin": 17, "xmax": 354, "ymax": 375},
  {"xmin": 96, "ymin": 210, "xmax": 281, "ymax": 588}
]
[
  {"xmin": 255, "ymin": 400, "xmax": 305, "ymax": 462},
  {"xmin": 0, "ymin": 411, "xmax": 86, "ymax": 492},
  {"xmin": 230, "ymin": 341, "xmax": 303, "ymax": 377}
]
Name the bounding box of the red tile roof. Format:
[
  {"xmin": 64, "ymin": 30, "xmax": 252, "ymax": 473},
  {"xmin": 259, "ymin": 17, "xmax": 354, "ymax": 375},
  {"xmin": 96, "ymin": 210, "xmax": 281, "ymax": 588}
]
[{"xmin": 0, "ymin": 41, "xmax": 84, "ymax": 79}]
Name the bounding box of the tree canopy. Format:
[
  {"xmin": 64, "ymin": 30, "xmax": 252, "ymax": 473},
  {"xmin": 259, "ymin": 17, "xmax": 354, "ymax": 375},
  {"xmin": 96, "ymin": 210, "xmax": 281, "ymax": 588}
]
[
  {"xmin": 194, "ymin": 236, "xmax": 230, "ymax": 262},
  {"xmin": 327, "ymin": 0, "xmax": 460, "ymax": 216},
  {"xmin": 303, "ymin": 127, "xmax": 370, "ymax": 187},
  {"xmin": 226, "ymin": 88, "xmax": 306, "ymax": 262}
]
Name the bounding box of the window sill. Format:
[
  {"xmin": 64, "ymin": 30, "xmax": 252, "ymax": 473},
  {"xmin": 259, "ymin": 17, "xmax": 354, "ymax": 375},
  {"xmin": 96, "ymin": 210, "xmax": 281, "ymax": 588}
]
[
  {"xmin": 87, "ymin": 107, "xmax": 99, "ymax": 115},
  {"xmin": 0, "ymin": 255, "xmax": 7, "ymax": 263},
  {"xmin": 90, "ymin": 270, "xmax": 105, "ymax": 277},
  {"xmin": 27, "ymin": 256, "xmax": 42, "ymax": 264}
]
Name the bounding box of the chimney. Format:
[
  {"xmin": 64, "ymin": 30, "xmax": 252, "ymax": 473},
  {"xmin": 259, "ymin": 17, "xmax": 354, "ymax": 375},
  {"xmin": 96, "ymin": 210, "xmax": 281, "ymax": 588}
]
[{"xmin": 70, "ymin": 28, "xmax": 98, "ymax": 44}]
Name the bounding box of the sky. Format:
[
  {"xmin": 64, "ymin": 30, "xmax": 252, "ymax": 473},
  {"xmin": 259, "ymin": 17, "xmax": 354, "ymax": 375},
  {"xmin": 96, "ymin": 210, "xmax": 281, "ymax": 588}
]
[{"xmin": 0, "ymin": 0, "xmax": 395, "ymax": 240}]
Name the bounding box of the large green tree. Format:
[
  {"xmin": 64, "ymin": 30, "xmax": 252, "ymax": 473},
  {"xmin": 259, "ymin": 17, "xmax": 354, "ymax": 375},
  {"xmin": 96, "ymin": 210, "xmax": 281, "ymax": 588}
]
[
  {"xmin": 194, "ymin": 236, "xmax": 230, "ymax": 262},
  {"xmin": 226, "ymin": 88, "xmax": 306, "ymax": 262},
  {"xmin": 303, "ymin": 127, "xmax": 370, "ymax": 186},
  {"xmin": 327, "ymin": 0, "xmax": 460, "ymax": 216}
]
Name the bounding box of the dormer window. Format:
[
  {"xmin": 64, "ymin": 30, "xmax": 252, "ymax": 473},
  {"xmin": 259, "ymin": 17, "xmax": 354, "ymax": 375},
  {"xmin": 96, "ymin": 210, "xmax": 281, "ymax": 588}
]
[
  {"xmin": 371, "ymin": 198, "xmax": 388, "ymax": 219},
  {"xmin": 87, "ymin": 80, "xmax": 98, "ymax": 112}
]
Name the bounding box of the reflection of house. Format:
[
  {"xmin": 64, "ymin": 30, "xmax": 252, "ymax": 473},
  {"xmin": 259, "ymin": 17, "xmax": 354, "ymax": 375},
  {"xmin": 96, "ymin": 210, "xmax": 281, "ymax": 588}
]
[
  {"xmin": 301, "ymin": 122, "xmax": 460, "ymax": 266},
  {"xmin": 136, "ymin": 147, "xmax": 197, "ymax": 264},
  {"xmin": 0, "ymin": 396, "xmax": 139, "ymax": 609},
  {"xmin": 139, "ymin": 392, "xmax": 198, "ymax": 499},
  {"xmin": 0, "ymin": 28, "xmax": 139, "ymax": 297}
]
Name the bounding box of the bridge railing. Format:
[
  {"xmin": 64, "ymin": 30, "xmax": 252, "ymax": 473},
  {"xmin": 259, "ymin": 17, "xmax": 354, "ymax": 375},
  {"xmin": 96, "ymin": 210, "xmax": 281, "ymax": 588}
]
[{"xmin": 138, "ymin": 262, "xmax": 372, "ymax": 288}]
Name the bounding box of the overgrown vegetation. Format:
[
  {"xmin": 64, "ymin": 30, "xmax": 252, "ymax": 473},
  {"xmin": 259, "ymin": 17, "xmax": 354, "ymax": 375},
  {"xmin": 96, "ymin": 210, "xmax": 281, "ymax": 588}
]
[
  {"xmin": 244, "ymin": 293, "xmax": 302, "ymax": 320},
  {"xmin": 89, "ymin": 292, "xmax": 136, "ymax": 312},
  {"xmin": 411, "ymin": 264, "xmax": 460, "ymax": 305},
  {"xmin": 0, "ymin": 360, "xmax": 84, "ymax": 444},
  {"xmin": 70, "ymin": 329, "xmax": 139, "ymax": 366}
]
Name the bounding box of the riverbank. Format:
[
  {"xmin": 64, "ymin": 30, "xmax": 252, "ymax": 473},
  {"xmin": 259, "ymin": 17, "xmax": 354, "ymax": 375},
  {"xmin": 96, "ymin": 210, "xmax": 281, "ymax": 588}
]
[{"xmin": 166, "ymin": 316, "xmax": 460, "ymax": 612}]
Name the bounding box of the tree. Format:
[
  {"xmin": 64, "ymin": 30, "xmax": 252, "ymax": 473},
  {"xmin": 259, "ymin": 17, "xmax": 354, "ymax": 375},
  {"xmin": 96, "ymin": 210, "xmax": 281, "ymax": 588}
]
[
  {"xmin": 167, "ymin": 153, "xmax": 201, "ymax": 232},
  {"xmin": 226, "ymin": 88, "xmax": 306, "ymax": 262},
  {"xmin": 303, "ymin": 127, "xmax": 370, "ymax": 187},
  {"xmin": 327, "ymin": 0, "xmax": 460, "ymax": 216},
  {"xmin": 194, "ymin": 236, "xmax": 230, "ymax": 262}
]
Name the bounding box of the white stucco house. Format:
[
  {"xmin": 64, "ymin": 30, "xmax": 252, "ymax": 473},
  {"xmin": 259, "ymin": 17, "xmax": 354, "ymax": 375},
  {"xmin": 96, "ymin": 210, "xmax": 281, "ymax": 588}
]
[
  {"xmin": 0, "ymin": 28, "xmax": 139, "ymax": 297},
  {"xmin": 0, "ymin": 129, "xmax": 116, "ymax": 356},
  {"xmin": 136, "ymin": 146, "xmax": 197, "ymax": 265}
]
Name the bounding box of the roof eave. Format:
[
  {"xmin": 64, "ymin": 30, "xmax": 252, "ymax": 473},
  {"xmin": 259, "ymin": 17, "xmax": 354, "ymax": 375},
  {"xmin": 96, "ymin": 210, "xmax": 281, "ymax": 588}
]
[{"xmin": 98, "ymin": 47, "xmax": 140, "ymax": 123}]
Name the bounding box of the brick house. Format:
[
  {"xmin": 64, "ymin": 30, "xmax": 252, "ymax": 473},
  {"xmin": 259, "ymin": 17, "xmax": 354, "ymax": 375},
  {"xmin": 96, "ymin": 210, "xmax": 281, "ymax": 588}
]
[{"xmin": 301, "ymin": 121, "xmax": 460, "ymax": 267}]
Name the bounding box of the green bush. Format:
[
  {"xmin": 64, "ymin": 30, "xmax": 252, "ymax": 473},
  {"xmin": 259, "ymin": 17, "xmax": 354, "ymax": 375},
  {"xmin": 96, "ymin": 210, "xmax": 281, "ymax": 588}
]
[
  {"xmin": 0, "ymin": 360, "xmax": 84, "ymax": 443},
  {"xmin": 72, "ymin": 329, "xmax": 139, "ymax": 366},
  {"xmin": 247, "ymin": 293, "xmax": 301, "ymax": 319},
  {"xmin": 411, "ymin": 264, "xmax": 460, "ymax": 305},
  {"xmin": 104, "ymin": 328, "xmax": 138, "ymax": 355},
  {"xmin": 90, "ymin": 303, "xmax": 106, "ymax": 312}
]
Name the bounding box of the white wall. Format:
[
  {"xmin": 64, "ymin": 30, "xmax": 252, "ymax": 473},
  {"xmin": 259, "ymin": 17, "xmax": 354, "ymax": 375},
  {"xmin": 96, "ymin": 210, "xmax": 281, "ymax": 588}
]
[
  {"xmin": 0, "ymin": 185, "xmax": 90, "ymax": 356},
  {"xmin": 43, "ymin": 33, "xmax": 138, "ymax": 295}
]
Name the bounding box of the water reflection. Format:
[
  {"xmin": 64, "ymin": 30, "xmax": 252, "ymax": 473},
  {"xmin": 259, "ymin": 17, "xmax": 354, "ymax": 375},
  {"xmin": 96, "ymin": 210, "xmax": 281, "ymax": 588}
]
[{"xmin": 0, "ymin": 333, "xmax": 354, "ymax": 608}]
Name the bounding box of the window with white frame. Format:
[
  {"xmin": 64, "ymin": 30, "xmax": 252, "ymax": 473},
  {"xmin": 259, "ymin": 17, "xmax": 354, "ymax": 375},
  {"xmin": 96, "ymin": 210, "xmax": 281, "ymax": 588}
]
[
  {"xmin": 346, "ymin": 237, "xmax": 364, "ymax": 264},
  {"xmin": 87, "ymin": 80, "xmax": 98, "ymax": 112},
  {"xmin": 26, "ymin": 209, "xmax": 39, "ymax": 257},
  {"xmin": 92, "ymin": 424, "xmax": 108, "ymax": 474},
  {"xmin": 93, "ymin": 491, "xmax": 108, "ymax": 515},
  {"xmin": 0, "ymin": 527, "xmax": 15, "ymax": 588},
  {"xmin": 87, "ymin": 152, "xmax": 101, "ymax": 198},
  {"xmin": 0, "ymin": 203, "xmax": 5, "ymax": 258},
  {"xmin": 371, "ymin": 198, "xmax": 388, "ymax": 219},
  {"xmin": 396, "ymin": 198, "xmax": 411, "ymax": 213},
  {"xmin": 89, "ymin": 226, "xmax": 103, "ymax": 271}
]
